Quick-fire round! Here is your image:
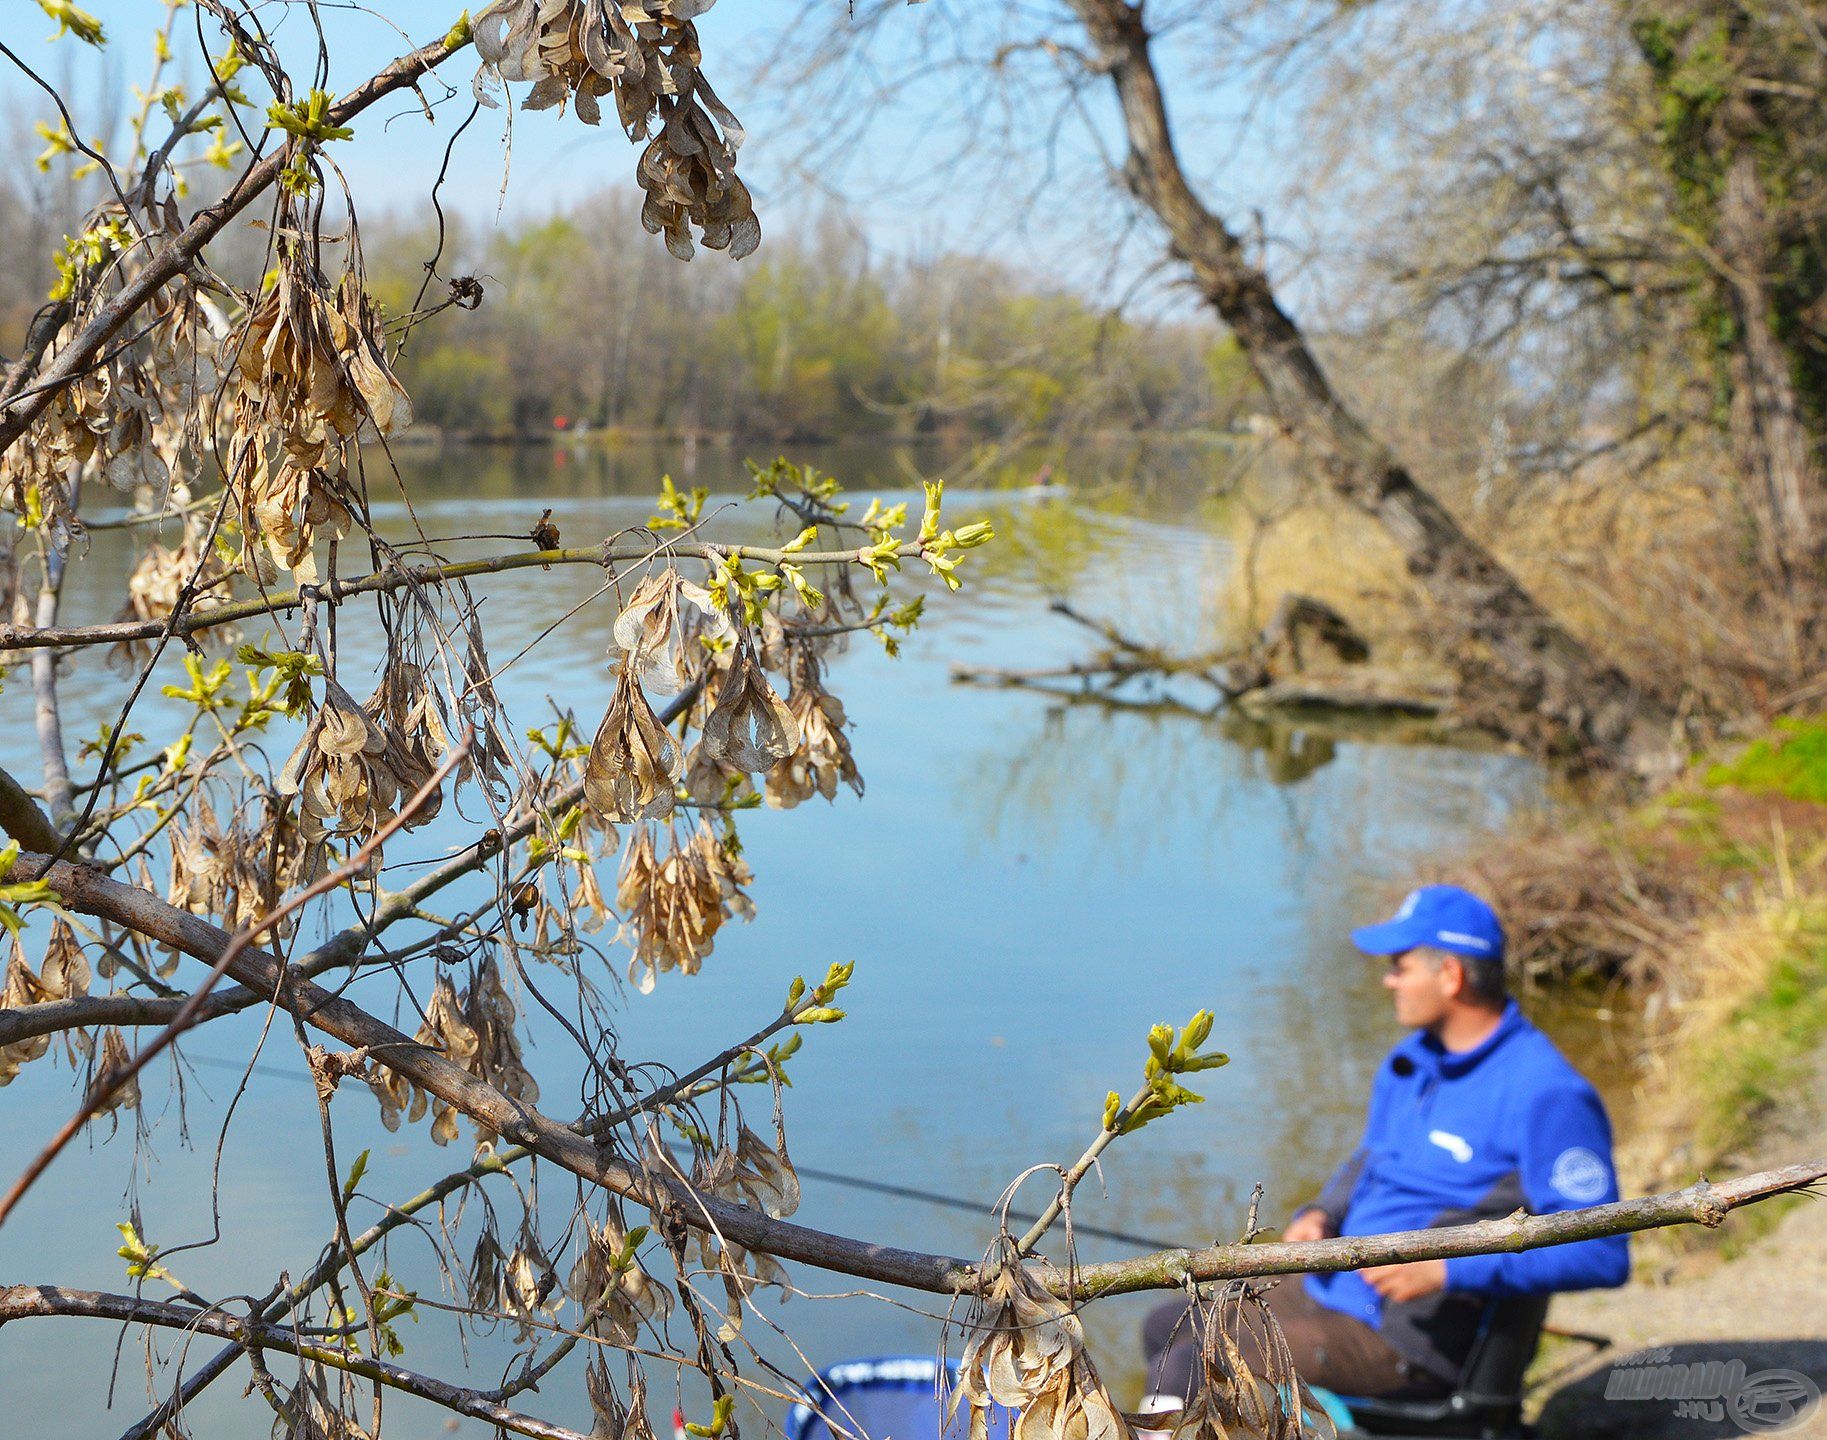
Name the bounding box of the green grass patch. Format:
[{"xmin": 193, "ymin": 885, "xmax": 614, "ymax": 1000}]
[
  {"xmin": 1694, "ymin": 932, "xmax": 1827, "ymax": 1161},
  {"xmin": 1706, "ymin": 717, "xmax": 1827, "ymax": 802}
]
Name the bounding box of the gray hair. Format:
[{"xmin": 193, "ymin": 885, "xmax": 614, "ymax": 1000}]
[{"xmin": 1420, "ymin": 948, "xmax": 1508, "ymax": 1007}]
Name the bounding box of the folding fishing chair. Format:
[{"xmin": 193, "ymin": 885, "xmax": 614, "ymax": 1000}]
[{"xmin": 1331, "ymin": 1293, "xmax": 1550, "ymax": 1439}]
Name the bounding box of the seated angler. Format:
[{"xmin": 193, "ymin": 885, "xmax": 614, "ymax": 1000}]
[{"xmin": 1143, "ymin": 885, "xmax": 1629, "ymax": 1404}]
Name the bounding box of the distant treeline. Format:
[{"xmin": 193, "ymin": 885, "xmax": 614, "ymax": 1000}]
[
  {"xmin": 0, "ymin": 162, "xmax": 1252, "ymax": 444},
  {"xmin": 360, "ymin": 191, "xmax": 1256, "ymax": 441}
]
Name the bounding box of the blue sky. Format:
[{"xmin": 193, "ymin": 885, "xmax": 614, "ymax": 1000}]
[{"xmin": 4, "ymin": 0, "xmax": 1313, "ymax": 313}]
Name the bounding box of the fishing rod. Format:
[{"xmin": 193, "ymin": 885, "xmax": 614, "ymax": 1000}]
[
  {"xmin": 180, "ymin": 1052, "xmax": 1182, "ymax": 1250},
  {"xmin": 688, "ymin": 1145, "xmax": 1181, "ymax": 1252}
]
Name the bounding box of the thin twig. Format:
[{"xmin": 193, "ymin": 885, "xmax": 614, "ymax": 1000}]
[
  {"xmin": 0, "ymin": 734, "xmax": 472, "ymax": 1228},
  {"xmin": 1015, "ymin": 1079, "xmax": 1150, "ymax": 1255},
  {"xmin": 0, "ymin": 1285, "xmax": 588, "ymax": 1440}
]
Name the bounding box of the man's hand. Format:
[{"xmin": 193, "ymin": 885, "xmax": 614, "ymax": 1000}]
[
  {"xmin": 1282, "ymin": 1209, "xmax": 1336, "ymax": 1244},
  {"xmin": 1362, "ymin": 1259, "xmax": 1447, "ymax": 1303}
]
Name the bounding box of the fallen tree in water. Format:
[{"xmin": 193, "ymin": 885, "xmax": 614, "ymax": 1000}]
[{"xmin": 953, "ymin": 595, "xmax": 1449, "ymax": 720}]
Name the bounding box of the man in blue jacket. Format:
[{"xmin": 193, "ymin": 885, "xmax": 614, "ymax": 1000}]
[{"xmin": 1144, "ymin": 885, "xmax": 1629, "ymax": 1400}]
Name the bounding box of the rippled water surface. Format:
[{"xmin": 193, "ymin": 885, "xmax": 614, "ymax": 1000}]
[{"xmin": 0, "ymin": 440, "xmax": 1600, "ymax": 1437}]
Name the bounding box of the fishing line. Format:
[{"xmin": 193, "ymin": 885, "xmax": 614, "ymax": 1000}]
[{"xmin": 178, "ymin": 1052, "xmax": 1183, "ymax": 1250}]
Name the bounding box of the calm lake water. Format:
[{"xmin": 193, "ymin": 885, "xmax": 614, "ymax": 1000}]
[{"xmin": 0, "ymin": 439, "xmax": 1617, "ymax": 1438}]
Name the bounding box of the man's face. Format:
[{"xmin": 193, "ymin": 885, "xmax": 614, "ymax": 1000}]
[{"xmin": 1382, "ymin": 948, "xmax": 1456, "ymax": 1031}]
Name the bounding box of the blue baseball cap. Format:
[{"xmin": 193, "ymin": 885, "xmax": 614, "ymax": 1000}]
[{"xmin": 1351, "ymin": 885, "xmax": 1505, "ymax": 962}]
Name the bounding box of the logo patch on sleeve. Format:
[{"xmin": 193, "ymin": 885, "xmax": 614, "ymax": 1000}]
[{"xmin": 1549, "ymin": 1146, "xmax": 1610, "ymax": 1203}]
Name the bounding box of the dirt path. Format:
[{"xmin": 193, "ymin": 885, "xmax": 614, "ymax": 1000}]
[{"xmin": 1533, "ymin": 1195, "xmax": 1827, "ymax": 1438}]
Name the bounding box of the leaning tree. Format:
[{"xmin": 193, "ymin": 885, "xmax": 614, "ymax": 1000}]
[
  {"xmin": 779, "ymin": 0, "xmax": 1827, "ymax": 770},
  {"xmin": 0, "ymin": 4, "xmax": 1821, "ymax": 1439}
]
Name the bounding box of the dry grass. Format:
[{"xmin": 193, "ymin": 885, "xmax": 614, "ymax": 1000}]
[
  {"xmin": 1214, "ymin": 442, "xmax": 1796, "ymax": 724},
  {"xmin": 1217, "ymin": 494, "xmax": 1427, "ymax": 659},
  {"xmin": 1489, "ymin": 466, "xmax": 1793, "ymax": 720},
  {"xmin": 1649, "ymin": 889, "xmax": 1827, "ymax": 1165},
  {"xmin": 1446, "ymin": 811, "xmax": 1702, "ymax": 992}
]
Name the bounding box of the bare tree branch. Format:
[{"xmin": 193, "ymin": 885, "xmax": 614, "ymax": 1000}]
[
  {"xmin": 0, "ymin": 537, "xmax": 939, "ymax": 653},
  {"xmin": 0, "ymin": 26, "xmax": 472, "ymax": 440},
  {"xmin": 0, "ymin": 1284, "xmax": 590, "ymax": 1440},
  {"xmin": 1061, "ymin": 0, "xmax": 1676, "ymax": 771},
  {"xmin": 4, "ymin": 853, "xmax": 1822, "ymax": 1300},
  {"xmin": 0, "ymin": 738, "xmax": 471, "ymax": 1227},
  {"xmin": 0, "ymin": 764, "xmax": 62, "ymax": 852}
]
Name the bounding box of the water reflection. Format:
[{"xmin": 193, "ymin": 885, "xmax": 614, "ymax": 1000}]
[{"xmin": 0, "ymin": 439, "xmax": 1615, "ymax": 1440}]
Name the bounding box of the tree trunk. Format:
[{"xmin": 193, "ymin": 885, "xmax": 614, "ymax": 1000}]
[
  {"xmin": 1067, "ymin": 0, "xmax": 1674, "ymax": 772},
  {"xmin": 1629, "ymin": 1, "xmax": 1827, "ymax": 671},
  {"xmin": 1717, "ymin": 148, "xmax": 1826, "ymax": 655}
]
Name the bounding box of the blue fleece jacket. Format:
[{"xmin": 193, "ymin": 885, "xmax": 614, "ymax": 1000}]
[{"xmin": 1302, "ymin": 1001, "xmax": 1628, "ymax": 1348}]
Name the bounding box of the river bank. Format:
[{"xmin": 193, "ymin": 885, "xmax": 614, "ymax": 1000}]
[
  {"xmin": 1442, "ymin": 723, "xmax": 1827, "ymax": 1436},
  {"xmin": 385, "ymin": 423, "xmax": 1246, "ymax": 452},
  {"xmin": 1527, "ymin": 1031, "xmax": 1826, "ymax": 1439},
  {"xmin": 1454, "ymin": 723, "xmax": 1827, "ymax": 1205}
]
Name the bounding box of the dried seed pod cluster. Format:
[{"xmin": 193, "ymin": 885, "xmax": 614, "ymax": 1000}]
[
  {"xmin": 234, "ymin": 254, "xmax": 410, "ymax": 466},
  {"xmin": 702, "ymin": 656, "xmax": 799, "ymax": 772},
  {"xmin": 587, "ymin": 566, "xmax": 800, "ymax": 824},
  {"xmin": 695, "ymin": 1230, "xmax": 788, "ymax": 1339},
  {"xmin": 586, "ymin": 661, "xmax": 684, "ymax": 823},
  {"xmin": 588, "ymin": 567, "xmax": 765, "ymax": 824},
  {"xmin": 681, "ymin": 736, "xmax": 752, "ymax": 805},
  {"xmin": 615, "ymin": 821, "xmax": 754, "ymax": 992},
  {"xmin": 226, "ymin": 245, "xmax": 410, "ymax": 581},
  {"xmin": 584, "ymin": 1350, "xmax": 661, "ymax": 1440},
  {"xmin": 569, "ymin": 855, "xmax": 614, "ymax": 933},
  {"xmin": 114, "ymin": 517, "xmax": 235, "ymax": 660},
  {"xmin": 1162, "ymin": 1285, "xmax": 1336, "ymax": 1440},
  {"xmin": 611, "ymin": 567, "xmax": 732, "ymax": 688},
  {"xmin": 700, "ymin": 1124, "xmax": 801, "ymax": 1219},
  {"xmin": 2, "ymin": 199, "xmax": 224, "ymax": 545},
  {"xmin": 222, "ymin": 432, "xmax": 352, "ymax": 584},
  {"xmin": 472, "ymin": 0, "xmax": 758, "ymax": 259},
  {"xmin": 87, "ymin": 1028, "xmax": 142, "ymax": 1117},
  {"xmin": 950, "ymin": 1258, "xmax": 1129, "ymax": 1440},
  {"xmin": 370, "ymin": 973, "xmax": 472, "ymax": 1145},
  {"xmin": 270, "ymin": 1366, "xmax": 373, "ymax": 1440},
  {"xmin": 369, "ymin": 958, "xmax": 538, "ymax": 1144},
  {"xmin": 39, "ymin": 923, "xmax": 91, "ymax": 1003},
  {"xmin": 765, "ymin": 644, "xmax": 862, "ymax": 809},
  {"xmin": 578, "ymin": 558, "xmax": 875, "ymax": 984},
  {"xmin": 277, "ymin": 672, "xmax": 449, "ymax": 846},
  {"xmin": 470, "ymin": 1216, "xmax": 562, "ymax": 1341},
  {"xmin": 586, "ymin": 1353, "xmax": 629, "ymax": 1440},
  {"xmin": 675, "ymin": 1121, "xmax": 802, "ymax": 1336},
  {"xmin": 372, "ymin": 659, "xmax": 464, "ymax": 790},
  {"xmin": 167, "ymin": 797, "xmax": 317, "ymax": 933},
  {"xmin": 0, "ymin": 927, "xmax": 92, "ymax": 1085},
  {"xmin": 570, "ymin": 1212, "xmax": 674, "ymax": 1345},
  {"xmin": 461, "ymin": 956, "xmax": 541, "ymax": 1123}
]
